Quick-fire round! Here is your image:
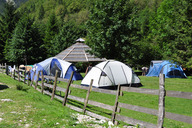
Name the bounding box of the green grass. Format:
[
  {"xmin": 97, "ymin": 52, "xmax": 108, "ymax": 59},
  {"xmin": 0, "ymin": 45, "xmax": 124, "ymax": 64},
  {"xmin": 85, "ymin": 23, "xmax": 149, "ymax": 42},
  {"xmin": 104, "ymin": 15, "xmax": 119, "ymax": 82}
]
[
  {"xmin": 1, "ymin": 73, "xmax": 192, "ymax": 128},
  {"xmin": 0, "ymin": 73, "xmax": 91, "ymax": 128},
  {"xmin": 55, "ymin": 74, "xmax": 192, "ymax": 128},
  {"xmin": 139, "ymin": 76, "xmax": 192, "ymax": 92}
]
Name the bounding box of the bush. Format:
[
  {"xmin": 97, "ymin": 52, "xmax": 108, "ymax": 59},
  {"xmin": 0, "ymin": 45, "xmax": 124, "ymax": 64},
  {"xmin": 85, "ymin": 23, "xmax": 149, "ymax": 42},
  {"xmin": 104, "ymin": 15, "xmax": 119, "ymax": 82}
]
[{"xmin": 16, "ymin": 84, "xmax": 29, "ymax": 92}]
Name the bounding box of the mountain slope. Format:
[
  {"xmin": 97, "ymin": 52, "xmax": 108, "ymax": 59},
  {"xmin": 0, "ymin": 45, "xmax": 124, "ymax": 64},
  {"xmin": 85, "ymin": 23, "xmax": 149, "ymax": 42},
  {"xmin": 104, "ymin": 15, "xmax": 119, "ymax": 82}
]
[{"xmin": 17, "ymin": 0, "xmax": 92, "ymax": 24}]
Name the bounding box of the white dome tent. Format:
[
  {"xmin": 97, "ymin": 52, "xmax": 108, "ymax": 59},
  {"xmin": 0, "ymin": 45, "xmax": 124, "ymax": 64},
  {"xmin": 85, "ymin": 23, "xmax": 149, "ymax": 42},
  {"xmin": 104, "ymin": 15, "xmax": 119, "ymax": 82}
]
[{"xmin": 81, "ymin": 60, "xmax": 141, "ymax": 88}]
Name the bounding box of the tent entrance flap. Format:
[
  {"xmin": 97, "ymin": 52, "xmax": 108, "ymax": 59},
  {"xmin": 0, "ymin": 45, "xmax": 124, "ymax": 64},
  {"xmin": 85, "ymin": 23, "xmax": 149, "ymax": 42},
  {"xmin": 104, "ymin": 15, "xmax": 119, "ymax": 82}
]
[
  {"xmin": 50, "ymin": 58, "xmax": 62, "ymax": 77},
  {"xmin": 50, "ymin": 63, "xmax": 61, "ymax": 77}
]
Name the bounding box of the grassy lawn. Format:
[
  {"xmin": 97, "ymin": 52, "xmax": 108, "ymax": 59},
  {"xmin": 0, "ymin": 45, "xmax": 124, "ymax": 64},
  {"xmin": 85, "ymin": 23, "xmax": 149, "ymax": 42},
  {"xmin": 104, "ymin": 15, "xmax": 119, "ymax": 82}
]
[
  {"xmin": 0, "ymin": 73, "xmax": 100, "ymax": 128},
  {"xmin": 0, "ymin": 72, "xmax": 192, "ymax": 128}
]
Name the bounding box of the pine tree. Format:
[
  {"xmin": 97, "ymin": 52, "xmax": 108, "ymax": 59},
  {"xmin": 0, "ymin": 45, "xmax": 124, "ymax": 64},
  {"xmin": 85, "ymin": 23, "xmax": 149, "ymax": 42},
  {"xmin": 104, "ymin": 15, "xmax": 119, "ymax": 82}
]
[
  {"xmin": 5, "ymin": 15, "xmax": 46, "ymax": 65},
  {"xmin": 0, "ymin": 0, "xmax": 19, "ymax": 62},
  {"xmin": 38, "ymin": 5, "xmax": 45, "ymax": 20},
  {"xmin": 43, "ymin": 12, "xmax": 58, "ymax": 57}
]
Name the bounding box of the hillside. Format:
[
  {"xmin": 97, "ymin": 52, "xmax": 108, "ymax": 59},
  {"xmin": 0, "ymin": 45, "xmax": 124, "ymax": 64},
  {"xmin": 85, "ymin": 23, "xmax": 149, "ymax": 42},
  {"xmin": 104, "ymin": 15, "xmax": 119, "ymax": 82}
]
[{"xmin": 17, "ymin": 0, "xmax": 93, "ymax": 24}]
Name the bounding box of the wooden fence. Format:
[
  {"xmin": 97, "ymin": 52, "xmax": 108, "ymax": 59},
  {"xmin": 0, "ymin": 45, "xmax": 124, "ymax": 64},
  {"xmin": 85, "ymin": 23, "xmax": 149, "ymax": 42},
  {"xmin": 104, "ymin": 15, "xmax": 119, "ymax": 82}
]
[{"xmin": 0, "ymin": 63, "xmax": 192, "ymax": 128}]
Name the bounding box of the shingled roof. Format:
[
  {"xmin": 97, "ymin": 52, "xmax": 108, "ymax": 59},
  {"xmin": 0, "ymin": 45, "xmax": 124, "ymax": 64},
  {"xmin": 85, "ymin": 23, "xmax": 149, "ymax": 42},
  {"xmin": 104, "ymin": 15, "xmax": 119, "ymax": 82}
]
[{"xmin": 55, "ymin": 43, "xmax": 106, "ymax": 62}]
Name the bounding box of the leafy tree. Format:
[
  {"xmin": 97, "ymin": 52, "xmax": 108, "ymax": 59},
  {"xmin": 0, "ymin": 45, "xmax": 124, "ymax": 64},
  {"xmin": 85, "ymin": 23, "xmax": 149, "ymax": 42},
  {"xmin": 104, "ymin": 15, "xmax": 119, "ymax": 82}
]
[
  {"xmin": 5, "ymin": 15, "xmax": 46, "ymax": 65},
  {"xmin": 0, "ymin": 0, "xmax": 19, "ymax": 62},
  {"xmin": 86, "ymin": 0, "xmax": 158, "ymax": 66},
  {"xmin": 149, "ymin": 0, "xmax": 192, "ymax": 68}
]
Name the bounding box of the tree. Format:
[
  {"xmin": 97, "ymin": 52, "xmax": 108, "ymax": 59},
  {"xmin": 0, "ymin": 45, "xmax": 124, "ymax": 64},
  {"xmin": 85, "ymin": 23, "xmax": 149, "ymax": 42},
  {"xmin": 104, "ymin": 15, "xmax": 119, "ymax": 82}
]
[
  {"xmin": 51, "ymin": 21, "xmax": 86, "ymax": 55},
  {"xmin": 5, "ymin": 15, "xmax": 46, "ymax": 65},
  {"xmin": 86, "ymin": 0, "xmax": 158, "ymax": 66},
  {"xmin": 38, "ymin": 5, "xmax": 45, "ymax": 20},
  {"xmin": 149, "ymin": 0, "xmax": 192, "ymax": 68},
  {"xmin": 0, "ymin": 0, "xmax": 19, "ymax": 62},
  {"xmin": 43, "ymin": 12, "xmax": 58, "ymax": 57}
]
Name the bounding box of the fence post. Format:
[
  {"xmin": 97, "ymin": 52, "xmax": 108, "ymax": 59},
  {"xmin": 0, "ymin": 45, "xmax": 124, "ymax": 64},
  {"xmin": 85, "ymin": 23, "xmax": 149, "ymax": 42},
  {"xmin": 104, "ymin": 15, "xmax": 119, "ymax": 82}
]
[
  {"xmin": 11, "ymin": 68, "xmax": 13, "ymax": 78},
  {"xmin": 35, "ymin": 71, "xmax": 40, "ymax": 89},
  {"xmin": 27, "ymin": 71, "xmax": 30, "ymax": 86},
  {"xmin": 63, "ymin": 71, "xmax": 74, "ymax": 106},
  {"xmin": 14, "ymin": 69, "xmax": 15, "ymax": 80},
  {"xmin": 6, "ymin": 64, "xmax": 8, "ymax": 75},
  {"xmin": 112, "ymin": 84, "xmax": 121, "ymax": 124},
  {"xmin": 83, "ymin": 79, "xmax": 93, "ymax": 114},
  {"xmin": 4, "ymin": 63, "xmax": 6, "ymax": 74},
  {"xmin": 30, "ymin": 70, "xmax": 36, "ymax": 86},
  {"xmin": 41, "ymin": 71, "xmax": 44, "ymax": 94},
  {"xmin": 18, "ymin": 68, "xmax": 20, "ymax": 82},
  {"xmin": 157, "ymin": 73, "xmax": 165, "ymax": 128},
  {"xmin": 24, "ymin": 68, "xmax": 26, "ymax": 84},
  {"xmin": 51, "ymin": 70, "xmax": 58, "ymax": 100}
]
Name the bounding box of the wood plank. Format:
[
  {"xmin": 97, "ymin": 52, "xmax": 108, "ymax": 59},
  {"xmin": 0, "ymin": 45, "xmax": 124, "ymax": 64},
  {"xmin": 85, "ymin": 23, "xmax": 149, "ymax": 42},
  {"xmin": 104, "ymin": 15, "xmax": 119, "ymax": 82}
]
[
  {"xmin": 66, "ymin": 104, "xmax": 83, "ymax": 113},
  {"xmin": 83, "ymin": 79, "xmax": 93, "ymax": 113},
  {"xmin": 71, "ymin": 84, "xmax": 117, "ymax": 95},
  {"xmin": 88, "ymin": 100, "xmax": 114, "ymax": 111},
  {"xmin": 57, "ymin": 77, "xmax": 69, "ymax": 82},
  {"xmin": 24, "ymin": 69, "xmax": 26, "ymax": 84},
  {"xmin": 18, "ymin": 70, "xmax": 20, "ymax": 82},
  {"xmin": 68, "ymin": 95, "xmax": 84, "ymax": 103},
  {"xmin": 112, "ymin": 84, "xmax": 121, "ymax": 123},
  {"xmin": 30, "ymin": 70, "xmax": 36, "ymax": 86},
  {"xmin": 165, "ymin": 112, "xmax": 192, "ymax": 124},
  {"xmin": 35, "ymin": 71, "xmax": 40, "ymax": 89},
  {"xmin": 20, "ymin": 78, "xmax": 24, "ymax": 82},
  {"xmin": 43, "ymin": 83, "xmax": 70, "ymax": 93},
  {"xmin": 63, "ymin": 72, "xmax": 74, "ymax": 106},
  {"xmin": 27, "ymin": 71, "xmax": 30, "ymax": 86},
  {"xmin": 115, "ymin": 114, "xmax": 156, "ymax": 128},
  {"xmin": 20, "ymin": 73, "xmax": 25, "ymax": 77},
  {"xmin": 14, "ymin": 69, "xmax": 16, "ymax": 80},
  {"xmin": 118, "ymin": 102, "xmax": 158, "ymax": 116},
  {"xmin": 157, "ymin": 74, "xmax": 165, "ymax": 128},
  {"xmin": 44, "ymin": 75, "xmax": 55, "ymax": 80},
  {"xmin": 51, "ymin": 70, "xmax": 58, "ymax": 100},
  {"xmin": 122, "ymin": 85, "xmax": 192, "ymax": 99},
  {"xmin": 43, "ymin": 90, "xmax": 52, "ymax": 96},
  {"xmin": 41, "ymin": 71, "xmax": 44, "ymax": 94},
  {"xmin": 44, "ymin": 76, "xmax": 70, "ymax": 84},
  {"xmin": 56, "ymin": 86, "xmax": 68, "ymax": 93},
  {"xmin": 67, "ymin": 95, "xmax": 114, "ymax": 111},
  {"xmin": 166, "ymin": 91, "xmax": 192, "ymax": 99},
  {"xmin": 121, "ymin": 87, "xmax": 159, "ymax": 95},
  {"xmin": 119, "ymin": 102, "xmax": 192, "ymax": 124},
  {"xmin": 44, "ymin": 83, "xmax": 54, "ymax": 88}
]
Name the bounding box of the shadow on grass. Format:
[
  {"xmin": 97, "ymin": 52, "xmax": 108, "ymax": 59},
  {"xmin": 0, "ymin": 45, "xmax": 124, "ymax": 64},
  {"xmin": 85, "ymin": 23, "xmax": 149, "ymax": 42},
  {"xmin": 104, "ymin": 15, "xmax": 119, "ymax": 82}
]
[
  {"xmin": 98, "ymin": 83, "xmax": 143, "ymax": 90},
  {"xmin": 0, "ymin": 85, "xmax": 9, "ymax": 90}
]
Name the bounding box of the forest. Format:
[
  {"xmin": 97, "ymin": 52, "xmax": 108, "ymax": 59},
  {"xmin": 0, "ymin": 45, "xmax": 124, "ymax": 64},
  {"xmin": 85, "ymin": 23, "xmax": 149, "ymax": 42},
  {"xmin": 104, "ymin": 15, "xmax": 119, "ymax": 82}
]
[{"xmin": 0, "ymin": 0, "xmax": 191, "ymax": 69}]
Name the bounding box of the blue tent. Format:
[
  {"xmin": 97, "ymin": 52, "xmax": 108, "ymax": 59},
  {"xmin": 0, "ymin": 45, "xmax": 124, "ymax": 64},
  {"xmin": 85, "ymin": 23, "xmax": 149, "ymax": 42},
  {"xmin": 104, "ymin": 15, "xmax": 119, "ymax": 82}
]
[
  {"xmin": 29, "ymin": 57, "xmax": 83, "ymax": 81},
  {"xmin": 146, "ymin": 60, "xmax": 187, "ymax": 78}
]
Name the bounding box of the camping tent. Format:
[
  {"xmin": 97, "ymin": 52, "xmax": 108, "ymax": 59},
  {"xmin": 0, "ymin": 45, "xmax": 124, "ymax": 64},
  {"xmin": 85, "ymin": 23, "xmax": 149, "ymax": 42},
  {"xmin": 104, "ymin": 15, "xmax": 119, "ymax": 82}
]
[
  {"xmin": 81, "ymin": 60, "xmax": 140, "ymax": 88},
  {"xmin": 146, "ymin": 60, "xmax": 187, "ymax": 78},
  {"xmin": 30, "ymin": 57, "xmax": 83, "ymax": 81}
]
